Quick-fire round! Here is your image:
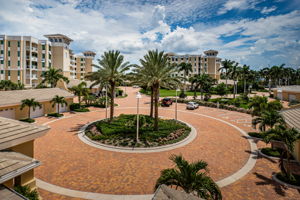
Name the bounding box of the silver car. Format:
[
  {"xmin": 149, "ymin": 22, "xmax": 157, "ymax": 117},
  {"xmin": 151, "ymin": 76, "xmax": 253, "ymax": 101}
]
[{"xmin": 186, "ymin": 102, "xmax": 199, "ymax": 110}]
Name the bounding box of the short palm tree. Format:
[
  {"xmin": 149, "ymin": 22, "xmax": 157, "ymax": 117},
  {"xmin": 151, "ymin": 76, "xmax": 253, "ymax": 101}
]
[
  {"xmin": 252, "ymin": 110, "xmax": 285, "ymax": 132},
  {"xmin": 93, "ymin": 50, "xmax": 130, "ymax": 121},
  {"xmin": 20, "ymin": 98, "xmax": 42, "ymax": 119},
  {"xmin": 248, "ymin": 96, "xmax": 269, "ymax": 116},
  {"xmin": 264, "ymin": 125, "xmax": 300, "ymax": 181},
  {"xmin": 70, "ymin": 82, "xmax": 90, "ymax": 106},
  {"xmin": 41, "ymin": 67, "xmax": 69, "ymax": 88},
  {"xmin": 177, "ymin": 62, "xmax": 192, "ymax": 93},
  {"xmin": 190, "ymin": 74, "xmax": 216, "ymax": 100},
  {"xmin": 138, "ymin": 50, "xmax": 180, "ymax": 130},
  {"xmin": 50, "ymin": 95, "xmax": 68, "ymax": 114},
  {"xmin": 155, "ymin": 155, "xmax": 222, "ymax": 200}
]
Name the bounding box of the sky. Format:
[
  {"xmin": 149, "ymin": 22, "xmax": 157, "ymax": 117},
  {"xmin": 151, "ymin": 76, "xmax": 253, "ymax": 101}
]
[{"xmin": 0, "ymin": 0, "xmax": 300, "ymax": 70}]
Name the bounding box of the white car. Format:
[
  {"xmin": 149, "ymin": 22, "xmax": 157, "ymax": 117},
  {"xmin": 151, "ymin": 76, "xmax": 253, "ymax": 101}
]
[
  {"xmin": 186, "ymin": 102, "xmax": 199, "ymax": 110},
  {"xmin": 132, "ymin": 85, "xmax": 139, "ymax": 88}
]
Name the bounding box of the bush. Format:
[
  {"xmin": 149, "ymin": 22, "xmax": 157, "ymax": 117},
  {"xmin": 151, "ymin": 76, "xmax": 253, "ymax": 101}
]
[
  {"xmin": 289, "ymin": 100, "xmax": 300, "ymax": 106},
  {"xmin": 20, "ymin": 118, "xmax": 35, "ymax": 123},
  {"xmin": 204, "ymin": 93, "xmax": 211, "ymax": 101},
  {"xmin": 74, "ymin": 108, "xmax": 90, "ymax": 112},
  {"xmin": 277, "ymin": 172, "xmax": 300, "ymax": 186},
  {"xmin": 70, "ymin": 103, "xmax": 81, "ymax": 111},
  {"xmin": 47, "ymin": 113, "xmax": 63, "ymax": 117},
  {"xmin": 248, "ymin": 132, "xmax": 264, "ymax": 138},
  {"xmin": 14, "ymin": 185, "xmax": 39, "ymax": 200},
  {"xmin": 179, "ymin": 91, "xmax": 187, "ymax": 98},
  {"xmin": 261, "ymin": 147, "xmax": 282, "ymax": 157}
]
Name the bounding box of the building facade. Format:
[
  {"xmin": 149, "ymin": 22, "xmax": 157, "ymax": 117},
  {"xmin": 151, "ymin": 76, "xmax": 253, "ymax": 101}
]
[
  {"xmin": 0, "ymin": 35, "xmax": 52, "ymax": 88},
  {"xmin": 166, "ymin": 50, "xmax": 221, "ymax": 80}
]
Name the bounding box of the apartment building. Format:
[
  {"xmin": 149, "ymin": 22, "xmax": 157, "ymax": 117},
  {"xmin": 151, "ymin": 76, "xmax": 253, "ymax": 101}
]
[
  {"xmin": 167, "ymin": 50, "xmax": 221, "ymax": 80},
  {"xmin": 0, "ymin": 35, "xmax": 52, "ymax": 87}
]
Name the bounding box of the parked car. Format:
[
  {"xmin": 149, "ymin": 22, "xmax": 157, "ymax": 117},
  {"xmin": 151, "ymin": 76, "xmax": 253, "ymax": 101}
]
[
  {"xmin": 161, "ymin": 98, "xmax": 173, "ymax": 107},
  {"xmin": 132, "ymin": 85, "xmax": 139, "ymax": 88},
  {"xmin": 186, "ymin": 102, "xmax": 199, "ymax": 110}
]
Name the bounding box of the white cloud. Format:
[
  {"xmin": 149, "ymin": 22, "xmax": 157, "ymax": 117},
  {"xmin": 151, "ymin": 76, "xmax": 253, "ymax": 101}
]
[
  {"xmin": 261, "ymin": 6, "xmax": 277, "ymax": 14},
  {"xmin": 218, "ymin": 0, "xmax": 260, "ymax": 15}
]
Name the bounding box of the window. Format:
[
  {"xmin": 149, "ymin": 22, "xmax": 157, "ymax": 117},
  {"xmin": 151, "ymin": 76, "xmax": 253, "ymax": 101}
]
[
  {"xmin": 0, "ymin": 70, "xmax": 3, "ymax": 74},
  {"xmin": 8, "ymin": 70, "xmax": 10, "ymax": 76},
  {"xmin": 0, "ymin": 40, "xmax": 3, "ymax": 45},
  {"xmin": 17, "ymin": 41, "xmax": 20, "ymax": 47},
  {"xmin": 0, "ymin": 50, "xmax": 3, "ymax": 54},
  {"xmin": 42, "ymin": 62, "xmax": 45, "ymax": 68},
  {"xmin": 49, "ymin": 55, "xmax": 51, "ymax": 59},
  {"xmin": 8, "ymin": 61, "xmax": 10, "ymax": 66},
  {"xmin": 59, "ymin": 39, "xmax": 62, "ymax": 42},
  {"xmin": 18, "ymin": 70, "xmax": 20, "ymax": 76},
  {"xmin": 18, "ymin": 61, "xmax": 20, "ymax": 66},
  {"xmin": 81, "ymin": 63, "xmax": 84, "ymax": 66},
  {"xmin": 49, "ymin": 62, "xmax": 51, "ymax": 67},
  {"xmin": 42, "ymin": 45, "xmax": 45, "ymax": 50},
  {"xmin": 18, "ymin": 51, "xmax": 20, "ymax": 57},
  {"xmin": 42, "ymin": 54, "xmax": 45, "ymax": 58},
  {"xmin": 8, "ymin": 41, "xmax": 10, "ymax": 47},
  {"xmin": 49, "ymin": 46, "xmax": 51, "ymax": 51},
  {"xmin": 0, "ymin": 60, "xmax": 3, "ymax": 64},
  {"xmin": 8, "ymin": 51, "xmax": 10, "ymax": 56},
  {"xmin": 81, "ymin": 58, "xmax": 84, "ymax": 61}
]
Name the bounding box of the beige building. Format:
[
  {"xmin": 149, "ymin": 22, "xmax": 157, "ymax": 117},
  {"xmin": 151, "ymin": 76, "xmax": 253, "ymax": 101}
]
[
  {"xmin": 0, "ymin": 35, "xmax": 52, "ymax": 88},
  {"xmin": 167, "ymin": 50, "xmax": 221, "ymax": 80},
  {"xmin": 273, "ymin": 86, "xmax": 300, "ymax": 102}
]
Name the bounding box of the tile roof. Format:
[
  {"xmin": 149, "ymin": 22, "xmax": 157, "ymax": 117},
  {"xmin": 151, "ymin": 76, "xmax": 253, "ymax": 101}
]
[
  {"xmin": 0, "ymin": 150, "xmax": 40, "ymax": 184},
  {"xmin": 0, "ymin": 117, "xmax": 49, "ymax": 150},
  {"xmin": 67, "ymin": 80, "xmax": 100, "ymax": 89},
  {"xmin": 153, "ymin": 185, "xmax": 203, "ymax": 200},
  {"xmin": 0, "ymin": 88, "xmax": 74, "ymax": 107},
  {"xmin": 0, "ymin": 185, "xmax": 28, "ymax": 200},
  {"xmin": 281, "ymin": 107, "xmax": 300, "ymax": 131}
]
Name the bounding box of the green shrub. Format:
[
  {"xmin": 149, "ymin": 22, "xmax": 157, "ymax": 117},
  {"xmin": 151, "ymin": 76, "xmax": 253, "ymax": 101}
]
[
  {"xmin": 248, "ymin": 132, "xmax": 264, "ymax": 138},
  {"xmin": 261, "ymin": 147, "xmax": 281, "ymax": 157},
  {"xmin": 289, "ymin": 100, "xmax": 300, "ymax": 106},
  {"xmin": 20, "ymin": 118, "xmax": 35, "ymax": 123},
  {"xmin": 47, "ymin": 113, "xmax": 63, "ymax": 117},
  {"xmin": 277, "ymin": 172, "xmax": 300, "ymax": 186},
  {"xmin": 14, "ymin": 185, "xmax": 39, "ymax": 200},
  {"xmin": 74, "ymin": 108, "xmax": 90, "ymax": 112},
  {"xmin": 70, "ymin": 103, "xmax": 81, "ymax": 111}
]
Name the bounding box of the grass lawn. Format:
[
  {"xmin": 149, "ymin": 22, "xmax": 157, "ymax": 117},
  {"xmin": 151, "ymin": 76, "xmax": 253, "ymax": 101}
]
[{"xmin": 140, "ymin": 88, "xmax": 202, "ymax": 97}]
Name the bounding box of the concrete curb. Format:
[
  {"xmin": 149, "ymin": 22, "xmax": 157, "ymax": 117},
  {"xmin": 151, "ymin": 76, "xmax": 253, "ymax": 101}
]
[{"xmin": 272, "ymin": 174, "xmax": 300, "ymax": 189}]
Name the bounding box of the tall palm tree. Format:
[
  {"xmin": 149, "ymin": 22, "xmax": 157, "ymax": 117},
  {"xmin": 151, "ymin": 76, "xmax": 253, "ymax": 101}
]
[
  {"xmin": 41, "ymin": 67, "xmax": 69, "ymax": 88},
  {"xmin": 70, "ymin": 82, "xmax": 90, "ymax": 106},
  {"xmin": 252, "ymin": 110, "xmax": 285, "ymax": 132},
  {"xmin": 264, "ymin": 125, "xmax": 300, "ymax": 181},
  {"xmin": 241, "ymin": 65, "xmax": 250, "ymax": 94},
  {"xmin": 138, "ymin": 50, "xmax": 180, "ymax": 130},
  {"xmin": 93, "ymin": 50, "xmax": 130, "ymax": 121},
  {"xmin": 260, "ymin": 67, "xmax": 272, "ymax": 93},
  {"xmin": 228, "ymin": 62, "xmax": 240, "ymax": 98},
  {"xmin": 50, "ymin": 95, "xmax": 68, "ymax": 114},
  {"xmin": 219, "ymin": 59, "xmax": 234, "ymax": 90},
  {"xmin": 177, "ymin": 62, "xmax": 192, "ymax": 93},
  {"xmin": 190, "ymin": 74, "xmax": 216, "ymax": 100},
  {"xmin": 20, "ymin": 98, "xmax": 42, "ymax": 119},
  {"xmin": 155, "ymin": 155, "xmax": 222, "ymax": 200}
]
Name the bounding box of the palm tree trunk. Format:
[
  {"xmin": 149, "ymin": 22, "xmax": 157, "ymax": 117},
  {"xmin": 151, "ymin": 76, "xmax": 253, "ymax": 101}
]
[
  {"xmin": 244, "ymin": 79, "xmax": 247, "ymax": 94},
  {"xmin": 28, "ymin": 106, "xmax": 31, "ymax": 119},
  {"xmin": 268, "ymin": 79, "xmax": 271, "ymax": 94},
  {"xmin": 154, "ymin": 85, "xmax": 159, "ymax": 131},
  {"xmin": 233, "ymin": 80, "xmax": 236, "ymax": 99},
  {"xmin": 57, "ymin": 104, "xmax": 60, "ymax": 114},
  {"xmin": 200, "ymin": 87, "xmax": 203, "ymax": 100},
  {"xmin": 109, "ymin": 82, "xmax": 115, "ymax": 122},
  {"xmin": 150, "ymin": 87, "xmax": 154, "ymax": 118}
]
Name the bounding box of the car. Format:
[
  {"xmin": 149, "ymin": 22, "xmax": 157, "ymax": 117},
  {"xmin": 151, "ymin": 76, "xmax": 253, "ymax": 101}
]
[
  {"xmin": 186, "ymin": 102, "xmax": 199, "ymax": 110},
  {"xmin": 161, "ymin": 98, "xmax": 173, "ymax": 107},
  {"xmin": 132, "ymin": 85, "xmax": 139, "ymax": 88}
]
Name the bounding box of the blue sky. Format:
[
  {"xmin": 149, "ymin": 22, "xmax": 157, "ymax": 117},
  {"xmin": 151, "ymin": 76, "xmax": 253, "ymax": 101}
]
[{"xmin": 0, "ymin": 0, "xmax": 300, "ymax": 70}]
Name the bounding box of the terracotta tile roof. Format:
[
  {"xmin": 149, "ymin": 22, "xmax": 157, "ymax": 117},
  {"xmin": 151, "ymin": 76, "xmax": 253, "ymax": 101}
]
[
  {"xmin": 0, "ymin": 117, "xmax": 49, "ymax": 150},
  {"xmin": 0, "ymin": 88, "xmax": 74, "ymax": 107},
  {"xmin": 0, "ymin": 150, "xmax": 40, "ymax": 184}
]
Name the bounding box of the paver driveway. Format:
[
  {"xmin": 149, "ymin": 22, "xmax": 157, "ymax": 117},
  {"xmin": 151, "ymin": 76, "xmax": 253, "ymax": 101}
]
[{"xmin": 35, "ymin": 87, "xmax": 300, "ymax": 199}]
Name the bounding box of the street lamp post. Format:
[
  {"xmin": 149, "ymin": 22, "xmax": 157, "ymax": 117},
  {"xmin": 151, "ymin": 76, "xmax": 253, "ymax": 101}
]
[
  {"xmin": 136, "ymin": 92, "xmax": 142, "ymax": 143},
  {"xmin": 175, "ymin": 88, "xmax": 180, "ymax": 120}
]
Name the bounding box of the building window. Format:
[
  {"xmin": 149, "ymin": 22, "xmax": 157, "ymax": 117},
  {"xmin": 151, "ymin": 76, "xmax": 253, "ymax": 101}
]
[
  {"xmin": 8, "ymin": 70, "xmax": 10, "ymax": 76},
  {"xmin": 8, "ymin": 51, "xmax": 10, "ymax": 57},
  {"xmin": 18, "ymin": 51, "xmax": 20, "ymax": 57},
  {"xmin": 42, "ymin": 54, "xmax": 45, "ymax": 59},
  {"xmin": 0, "ymin": 60, "xmax": 3, "ymax": 64},
  {"xmin": 18, "ymin": 70, "xmax": 20, "ymax": 76},
  {"xmin": 0, "ymin": 40, "xmax": 3, "ymax": 45},
  {"xmin": 8, "ymin": 41, "xmax": 10, "ymax": 47},
  {"xmin": 0, "ymin": 50, "xmax": 3, "ymax": 54},
  {"xmin": 18, "ymin": 61, "xmax": 20, "ymax": 66},
  {"xmin": 42, "ymin": 62, "xmax": 45, "ymax": 68},
  {"xmin": 49, "ymin": 46, "xmax": 51, "ymax": 51},
  {"xmin": 49, "ymin": 55, "xmax": 51, "ymax": 59},
  {"xmin": 49, "ymin": 62, "xmax": 51, "ymax": 67},
  {"xmin": 0, "ymin": 70, "xmax": 3, "ymax": 74},
  {"xmin": 8, "ymin": 61, "xmax": 10, "ymax": 66},
  {"xmin": 17, "ymin": 41, "xmax": 20, "ymax": 47},
  {"xmin": 42, "ymin": 45, "xmax": 45, "ymax": 50}
]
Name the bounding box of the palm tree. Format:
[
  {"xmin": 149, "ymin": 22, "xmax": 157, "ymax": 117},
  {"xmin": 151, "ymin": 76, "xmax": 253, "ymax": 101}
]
[
  {"xmin": 93, "ymin": 50, "xmax": 130, "ymax": 121},
  {"xmin": 219, "ymin": 59, "xmax": 234, "ymax": 90},
  {"xmin": 228, "ymin": 62, "xmax": 240, "ymax": 98},
  {"xmin": 155, "ymin": 155, "xmax": 222, "ymax": 200},
  {"xmin": 50, "ymin": 95, "xmax": 68, "ymax": 114},
  {"xmin": 264, "ymin": 125, "xmax": 300, "ymax": 181},
  {"xmin": 190, "ymin": 74, "xmax": 215, "ymax": 100},
  {"xmin": 260, "ymin": 67, "xmax": 272, "ymax": 93},
  {"xmin": 138, "ymin": 50, "xmax": 180, "ymax": 130},
  {"xmin": 0, "ymin": 80, "xmax": 16, "ymax": 90},
  {"xmin": 20, "ymin": 98, "xmax": 42, "ymax": 119},
  {"xmin": 41, "ymin": 67, "xmax": 69, "ymax": 88},
  {"xmin": 241, "ymin": 65, "xmax": 250, "ymax": 94},
  {"xmin": 252, "ymin": 110, "xmax": 285, "ymax": 132},
  {"xmin": 177, "ymin": 62, "xmax": 192, "ymax": 93},
  {"xmin": 248, "ymin": 96, "xmax": 269, "ymax": 116},
  {"xmin": 70, "ymin": 82, "xmax": 90, "ymax": 106}
]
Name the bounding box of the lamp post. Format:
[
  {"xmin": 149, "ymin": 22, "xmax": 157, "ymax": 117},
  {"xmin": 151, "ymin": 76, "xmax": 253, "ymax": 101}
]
[
  {"xmin": 175, "ymin": 88, "xmax": 180, "ymax": 120},
  {"xmin": 104, "ymin": 85, "xmax": 108, "ymax": 120},
  {"xmin": 136, "ymin": 92, "xmax": 142, "ymax": 143}
]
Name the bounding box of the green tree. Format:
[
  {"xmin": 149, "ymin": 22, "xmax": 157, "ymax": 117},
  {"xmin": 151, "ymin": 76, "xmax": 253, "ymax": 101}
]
[
  {"xmin": 20, "ymin": 98, "xmax": 42, "ymax": 119},
  {"xmin": 241, "ymin": 65, "xmax": 250, "ymax": 94},
  {"xmin": 41, "ymin": 67, "xmax": 69, "ymax": 88},
  {"xmin": 190, "ymin": 74, "xmax": 216, "ymax": 100},
  {"xmin": 50, "ymin": 95, "xmax": 68, "ymax": 114},
  {"xmin": 252, "ymin": 110, "xmax": 285, "ymax": 132},
  {"xmin": 228, "ymin": 62, "xmax": 240, "ymax": 98},
  {"xmin": 177, "ymin": 62, "xmax": 193, "ymax": 94},
  {"xmin": 93, "ymin": 50, "xmax": 130, "ymax": 121},
  {"xmin": 137, "ymin": 50, "xmax": 180, "ymax": 130},
  {"xmin": 248, "ymin": 96, "xmax": 282, "ymax": 116},
  {"xmin": 263, "ymin": 125, "xmax": 300, "ymax": 181},
  {"xmin": 219, "ymin": 59, "xmax": 234, "ymax": 90},
  {"xmin": 155, "ymin": 155, "xmax": 222, "ymax": 200},
  {"xmin": 215, "ymin": 83, "xmax": 227, "ymax": 97},
  {"xmin": 70, "ymin": 82, "xmax": 90, "ymax": 106}
]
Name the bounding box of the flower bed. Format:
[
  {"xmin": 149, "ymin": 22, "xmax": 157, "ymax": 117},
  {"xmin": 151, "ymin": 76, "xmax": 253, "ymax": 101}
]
[{"xmin": 85, "ymin": 114, "xmax": 191, "ymax": 148}]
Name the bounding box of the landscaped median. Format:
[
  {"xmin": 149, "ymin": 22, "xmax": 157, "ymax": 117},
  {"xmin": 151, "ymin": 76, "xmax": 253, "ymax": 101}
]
[{"xmin": 85, "ymin": 114, "xmax": 191, "ymax": 148}]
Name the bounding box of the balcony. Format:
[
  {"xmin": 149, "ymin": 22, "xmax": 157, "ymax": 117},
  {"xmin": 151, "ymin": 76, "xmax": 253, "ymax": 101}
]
[
  {"xmin": 31, "ymin": 57, "xmax": 38, "ymax": 62},
  {"xmin": 41, "ymin": 59, "xmax": 45, "ymax": 62}
]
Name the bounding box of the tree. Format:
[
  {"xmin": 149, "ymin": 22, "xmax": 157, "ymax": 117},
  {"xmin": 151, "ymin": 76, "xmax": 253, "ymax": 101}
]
[
  {"xmin": 190, "ymin": 74, "xmax": 216, "ymax": 100},
  {"xmin": 20, "ymin": 98, "xmax": 42, "ymax": 119},
  {"xmin": 219, "ymin": 59, "xmax": 234, "ymax": 90},
  {"xmin": 248, "ymin": 96, "xmax": 282, "ymax": 116},
  {"xmin": 137, "ymin": 50, "xmax": 180, "ymax": 130},
  {"xmin": 41, "ymin": 67, "xmax": 69, "ymax": 88},
  {"xmin": 70, "ymin": 82, "xmax": 90, "ymax": 106},
  {"xmin": 263, "ymin": 125, "xmax": 300, "ymax": 181},
  {"xmin": 50, "ymin": 95, "xmax": 68, "ymax": 114},
  {"xmin": 155, "ymin": 155, "xmax": 222, "ymax": 200},
  {"xmin": 215, "ymin": 83, "xmax": 227, "ymax": 97},
  {"xmin": 0, "ymin": 80, "xmax": 24, "ymax": 91},
  {"xmin": 228, "ymin": 62, "xmax": 240, "ymax": 98},
  {"xmin": 93, "ymin": 50, "xmax": 130, "ymax": 122},
  {"xmin": 241, "ymin": 65, "xmax": 250, "ymax": 94},
  {"xmin": 252, "ymin": 110, "xmax": 285, "ymax": 132},
  {"xmin": 177, "ymin": 62, "xmax": 192, "ymax": 93}
]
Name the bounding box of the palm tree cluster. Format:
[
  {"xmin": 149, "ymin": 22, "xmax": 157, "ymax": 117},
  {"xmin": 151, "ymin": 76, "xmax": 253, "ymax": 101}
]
[
  {"xmin": 70, "ymin": 81, "xmax": 90, "ymax": 106},
  {"xmin": 0, "ymin": 80, "xmax": 24, "ymax": 91},
  {"xmin": 40, "ymin": 67, "xmax": 69, "ymax": 88}
]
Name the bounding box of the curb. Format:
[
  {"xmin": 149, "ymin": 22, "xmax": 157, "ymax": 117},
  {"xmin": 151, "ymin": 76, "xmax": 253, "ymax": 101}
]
[{"xmin": 272, "ymin": 174, "xmax": 300, "ymax": 189}]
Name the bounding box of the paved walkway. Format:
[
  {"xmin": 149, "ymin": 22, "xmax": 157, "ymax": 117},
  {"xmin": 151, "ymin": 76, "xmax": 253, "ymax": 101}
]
[{"xmin": 34, "ymin": 87, "xmax": 300, "ymax": 199}]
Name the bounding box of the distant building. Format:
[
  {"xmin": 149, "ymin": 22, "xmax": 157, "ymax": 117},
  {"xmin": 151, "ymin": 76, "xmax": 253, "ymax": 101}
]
[
  {"xmin": 166, "ymin": 50, "xmax": 221, "ymax": 80},
  {"xmin": 273, "ymin": 86, "xmax": 300, "ymax": 102}
]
